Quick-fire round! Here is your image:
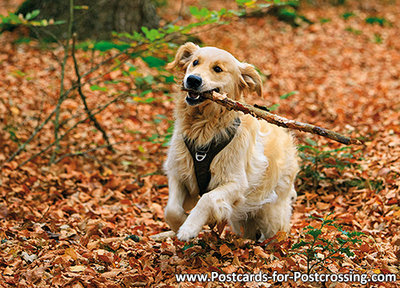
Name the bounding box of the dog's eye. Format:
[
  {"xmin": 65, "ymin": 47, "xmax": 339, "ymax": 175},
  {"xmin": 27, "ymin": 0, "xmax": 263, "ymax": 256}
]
[
  {"xmin": 193, "ymin": 60, "xmax": 199, "ymax": 66},
  {"xmin": 213, "ymin": 66, "xmax": 223, "ymax": 73}
]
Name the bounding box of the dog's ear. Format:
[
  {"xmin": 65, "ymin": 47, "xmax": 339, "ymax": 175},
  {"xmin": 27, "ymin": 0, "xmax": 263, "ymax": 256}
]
[
  {"xmin": 239, "ymin": 63, "xmax": 262, "ymax": 96},
  {"xmin": 167, "ymin": 42, "xmax": 199, "ymax": 70}
]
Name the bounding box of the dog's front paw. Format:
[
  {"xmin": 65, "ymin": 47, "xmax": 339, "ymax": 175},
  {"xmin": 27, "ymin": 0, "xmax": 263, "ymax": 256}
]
[
  {"xmin": 177, "ymin": 224, "xmax": 200, "ymax": 241},
  {"xmin": 165, "ymin": 205, "xmax": 187, "ymax": 233}
]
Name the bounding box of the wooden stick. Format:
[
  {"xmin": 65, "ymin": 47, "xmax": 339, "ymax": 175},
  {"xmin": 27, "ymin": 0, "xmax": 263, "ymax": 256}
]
[{"xmin": 201, "ymin": 91, "xmax": 363, "ymax": 145}]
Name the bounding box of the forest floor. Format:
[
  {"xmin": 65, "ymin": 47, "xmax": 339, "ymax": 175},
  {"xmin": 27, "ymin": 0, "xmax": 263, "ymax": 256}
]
[{"xmin": 0, "ymin": 0, "xmax": 399, "ymax": 287}]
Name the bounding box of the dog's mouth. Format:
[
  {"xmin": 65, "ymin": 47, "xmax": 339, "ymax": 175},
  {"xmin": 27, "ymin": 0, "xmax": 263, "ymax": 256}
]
[{"xmin": 184, "ymin": 88, "xmax": 220, "ymax": 106}]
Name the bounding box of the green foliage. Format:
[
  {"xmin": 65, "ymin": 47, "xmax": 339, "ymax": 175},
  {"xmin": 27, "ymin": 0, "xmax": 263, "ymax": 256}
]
[
  {"xmin": 268, "ymin": 104, "xmax": 280, "ymax": 111},
  {"xmin": 234, "ymin": 0, "xmax": 313, "ymax": 27},
  {"xmin": 279, "ymin": 90, "xmax": 298, "ymax": 100},
  {"xmin": 141, "ymin": 56, "xmax": 166, "ymax": 69},
  {"xmin": 291, "ymin": 214, "xmax": 364, "ymax": 274},
  {"xmin": 374, "ymin": 33, "xmax": 382, "ymax": 44},
  {"xmin": 89, "ymin": 85, "xmax": 108, "ymax": 92},
  {"xmin": 1, "ymin": 2, "xmax": 316, "ymax": 151},
  {"xmin": 0, "ymin": 9, "xmax": 64, "ymax": 28},
  {"xmin": 93, "ymin": 41, "xmax": 129, "ymax": 52},
  {"xmin": 297, "ymin": 139, "xmax": 361, "ymax": 192},
  {"xmin": 319, "ymin": 18, "xmax": 331, "ymax": 24},
  {"xmin": 277, "ymin": 6, "xmax": 313, "ymax": 26},
  {"xmin": 141, "ymin": 26, "xmax": 165, "ymax": 42},
  {"xmin": 236, "ymin": 0, "xmax": 299, "ymax": 8},
  {"xmin": 73, "ymin": 5, "xmax": 89, "ymax": 11},
  {"xmin": 97, "ymin": 5, "xmax": 245, "ymax": 145},
  {"xmin": 341, "ymin": 11, "xmax": 355, "ymax": 20},
  {"xmin": 268, "ymin": 91, "xmax": 298, "ymax": 111},
  {"xmin": 365, "ymin": 16, "xmax": 387, "ymax": 26},
  {"xmin": 4, "ymin": 125, "xmax": 19, "ymax": 144},
  {"xmin": 147, "ymin": 115, "xmax": 174, "ymax": 147},
  {"xmin": 189, "ymin": 6, "xmax": 213, "ymax": 19},
  {"xmin": 345, "ymin": 26, "xmax": 362, "ymax": 35}
]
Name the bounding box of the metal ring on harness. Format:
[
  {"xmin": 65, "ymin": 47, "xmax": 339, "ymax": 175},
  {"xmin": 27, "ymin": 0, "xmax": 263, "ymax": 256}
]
[
  {"xmin": 195, "ymin": 152, "xmax": 207, "ymax": 162},
  {"xmin": 183, "ymin": 117, "xmax": 241, "ymax": 195}
]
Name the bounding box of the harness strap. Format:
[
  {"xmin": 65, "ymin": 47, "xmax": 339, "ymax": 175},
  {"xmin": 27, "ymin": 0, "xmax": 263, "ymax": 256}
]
[{"xmin": 183, "ymin": 118, "xmax": 241, "ymax": 196}]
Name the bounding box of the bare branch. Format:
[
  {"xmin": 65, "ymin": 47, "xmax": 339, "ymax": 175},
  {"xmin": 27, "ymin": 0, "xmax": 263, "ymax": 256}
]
[
  {"xmin": 18, "ymin": 92, "xmax": 129, "ymax": 167},
  {"xmin": 50, "ymin": 0, "xmax": 75, "ymax": 164},
  {"xmin": 54, "ymin": 140, "xmax": 132, "ymax": 164},
  {"xmin": 5, "ymin": 46, "xmax": 133, "ymax": 165},
  {"xmin": 71, "ymin": 34, "xmax": 114, "ymax": 152}
]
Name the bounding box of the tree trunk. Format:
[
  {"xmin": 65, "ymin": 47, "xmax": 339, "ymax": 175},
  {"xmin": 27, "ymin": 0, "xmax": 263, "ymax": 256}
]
[{"xmin": 15, "ymin": 0, "xmax": 160, "ymax": 40}]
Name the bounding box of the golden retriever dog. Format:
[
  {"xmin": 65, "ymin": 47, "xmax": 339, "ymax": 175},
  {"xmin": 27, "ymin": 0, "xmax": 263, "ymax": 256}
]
[{"xmin": 164, "ymin": 42, "xmax": 299, "ymax": 241}]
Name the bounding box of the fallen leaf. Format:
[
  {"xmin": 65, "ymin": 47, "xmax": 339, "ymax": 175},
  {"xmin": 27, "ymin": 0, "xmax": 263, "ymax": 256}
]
[
  {"xmin": 219, "ymin": 244, "xmax": 232, "ymax": 257},
  {"xmin": 70, "ymin": 265, "xmax": 86, "ymax": 272}
]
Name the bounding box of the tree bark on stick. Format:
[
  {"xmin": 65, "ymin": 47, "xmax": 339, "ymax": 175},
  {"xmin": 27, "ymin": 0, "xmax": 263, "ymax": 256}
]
[{"xmin": 201, "ymin": 91, "xmax": 363, "ymax": 145}]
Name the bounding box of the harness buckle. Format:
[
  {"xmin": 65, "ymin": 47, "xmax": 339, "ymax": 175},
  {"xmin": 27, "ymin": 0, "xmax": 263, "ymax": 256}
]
[{"xmin": 195, "ymin": 151, "xmax": 207, "ymax": 162}]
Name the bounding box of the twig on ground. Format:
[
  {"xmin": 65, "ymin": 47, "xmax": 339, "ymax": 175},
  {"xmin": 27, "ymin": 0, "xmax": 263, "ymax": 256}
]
[{"xmin": 191, "ymin": 89, "xmax": 363, "ymax": 145}]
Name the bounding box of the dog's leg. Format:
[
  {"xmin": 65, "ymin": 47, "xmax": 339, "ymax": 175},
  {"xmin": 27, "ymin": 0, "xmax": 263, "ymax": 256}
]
[
  {"xmin": 233, "ymin": 217, "xmax": 261, "ymax": 240},
  {"xmin": 177, "ymin": 182, "xmax": 243, "ymax": 241},
  {"xmin": 256, "ymin": 195, "xmax": 294, "ymax": 240},
  {"xmin": 256, "ymin": 170, "xmax": 297, "ymax": 239},
  {"xmin": 164, "ymin": 176, "xmax": 188, "ymax": 232}
]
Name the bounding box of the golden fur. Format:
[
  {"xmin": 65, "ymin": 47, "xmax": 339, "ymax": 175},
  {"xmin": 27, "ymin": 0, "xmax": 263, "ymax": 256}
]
[{"xmin": 164, "ymin": 43, "xmax": 299, "ymax": 241}]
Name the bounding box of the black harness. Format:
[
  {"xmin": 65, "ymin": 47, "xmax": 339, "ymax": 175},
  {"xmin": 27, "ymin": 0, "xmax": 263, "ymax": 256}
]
[{"xmin": 183, "ymin": 118, "xmax": 241, "ymax": 196}]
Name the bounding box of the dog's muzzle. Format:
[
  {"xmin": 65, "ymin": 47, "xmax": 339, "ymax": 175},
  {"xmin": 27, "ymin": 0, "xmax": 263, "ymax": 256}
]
[
  {"xmin": 183, "ymin": 74, "xmax": 220, "ymax": 106},
  {"xmin": 186, "ymin": 75, "xmax": 202, "ymax": 90},
  {"xmin": 185, "ymin": 88, "xmax": 220, "ymax": 106}
]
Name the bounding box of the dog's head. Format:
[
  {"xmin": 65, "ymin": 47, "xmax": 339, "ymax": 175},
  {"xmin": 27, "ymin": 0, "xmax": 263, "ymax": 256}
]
[{"xmin": 167, "ymin": 42, "xmax": 262, "ymax": 106}]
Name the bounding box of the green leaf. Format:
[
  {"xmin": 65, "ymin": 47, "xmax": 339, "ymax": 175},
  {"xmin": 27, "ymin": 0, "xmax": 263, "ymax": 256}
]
[
  {"xmin": 345, "ymin": 27, "xmax": 362, "ymax": 35},
  {"xmin": 73, "ymin": 5, "xmax": 89, "ymax": 10},
  {"xmin": 305, "ymin": 138, "xmax": 318, "ymax": 146},
  {"xmin": 53, "ymin": 20, "xmax": 66, "ymax": 25},
  {"xmin": 236, "ymin": 0, "xmax": 253, "ymax": 5},
  {"xmin": 189, "ymin": 6, "xmax": 211, "ymax": 19},
  {"xmin": 140, "ymin": 89, "xmax": 152, "ymax": 97},
  {"xmin": 165, "ymin": 24, "xmax": 181, "ymax": 34},
  {"xmin": 340, "ymin": 246, "xmax": 355, "ymax": 257},
  {"xmin": 183, "ymin": 242, "xmax": 195, "ymax": 251},
  {"xmin": 307, "ymin": 229, "xmax": 322, "ymax": 240},
  {"xmin": 163, "ymin": 75, "xmax": 175, "ymax": 83},
  {"xmin": 141, "ymin": 27, "xmax": 164, "ymax": 41},
  {"xmin": 268, "ymin": 103, "xmax": 280, "ymax": 111},
  {"xmin": 25, "ymin": 9, "xmax": 40, "ymax": 20},
  {"xmin": 40, "ymin": 19, "xmax": 49, "ymax": 26},
  {"xmin": 292, "ymin": 240, "xmax": 309, "ymax": 249},
  {"xmin": 141, "ymin": 56, "xmax": 166, "ymax": 68},
  {"xmin": 374, "ymin": 33, "xmax": 382, "ymax": 44},
  {"xmin": 319, "ymin": 18, "xmax": 331, "ymax": 24},
  {"xmin": 280, "ymin": 90, "xmax": 298, "ymax": 100},
  {"xmin": 144, "ymin": 97, "xmax": 156, "ymax": 103},
  {"xmin": 365, "ymin": 16, "xmax": 386, "ymax": 26},
  {"xmin": 93, "ymin": 41, "xmax": 129, "ymax": 52},
  {"xmin": 342, "ymin": 11, "xmax": 355, "ymax": 20},
  {"xmin": 90, "ymin": 85, "xmax": 107, "ymax": 92}
]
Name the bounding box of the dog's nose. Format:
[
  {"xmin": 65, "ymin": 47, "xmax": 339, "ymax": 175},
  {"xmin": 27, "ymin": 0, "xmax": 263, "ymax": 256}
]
[{"xmin": 186, "ymin": 75, "xmax": 202, "ymax": 89}]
